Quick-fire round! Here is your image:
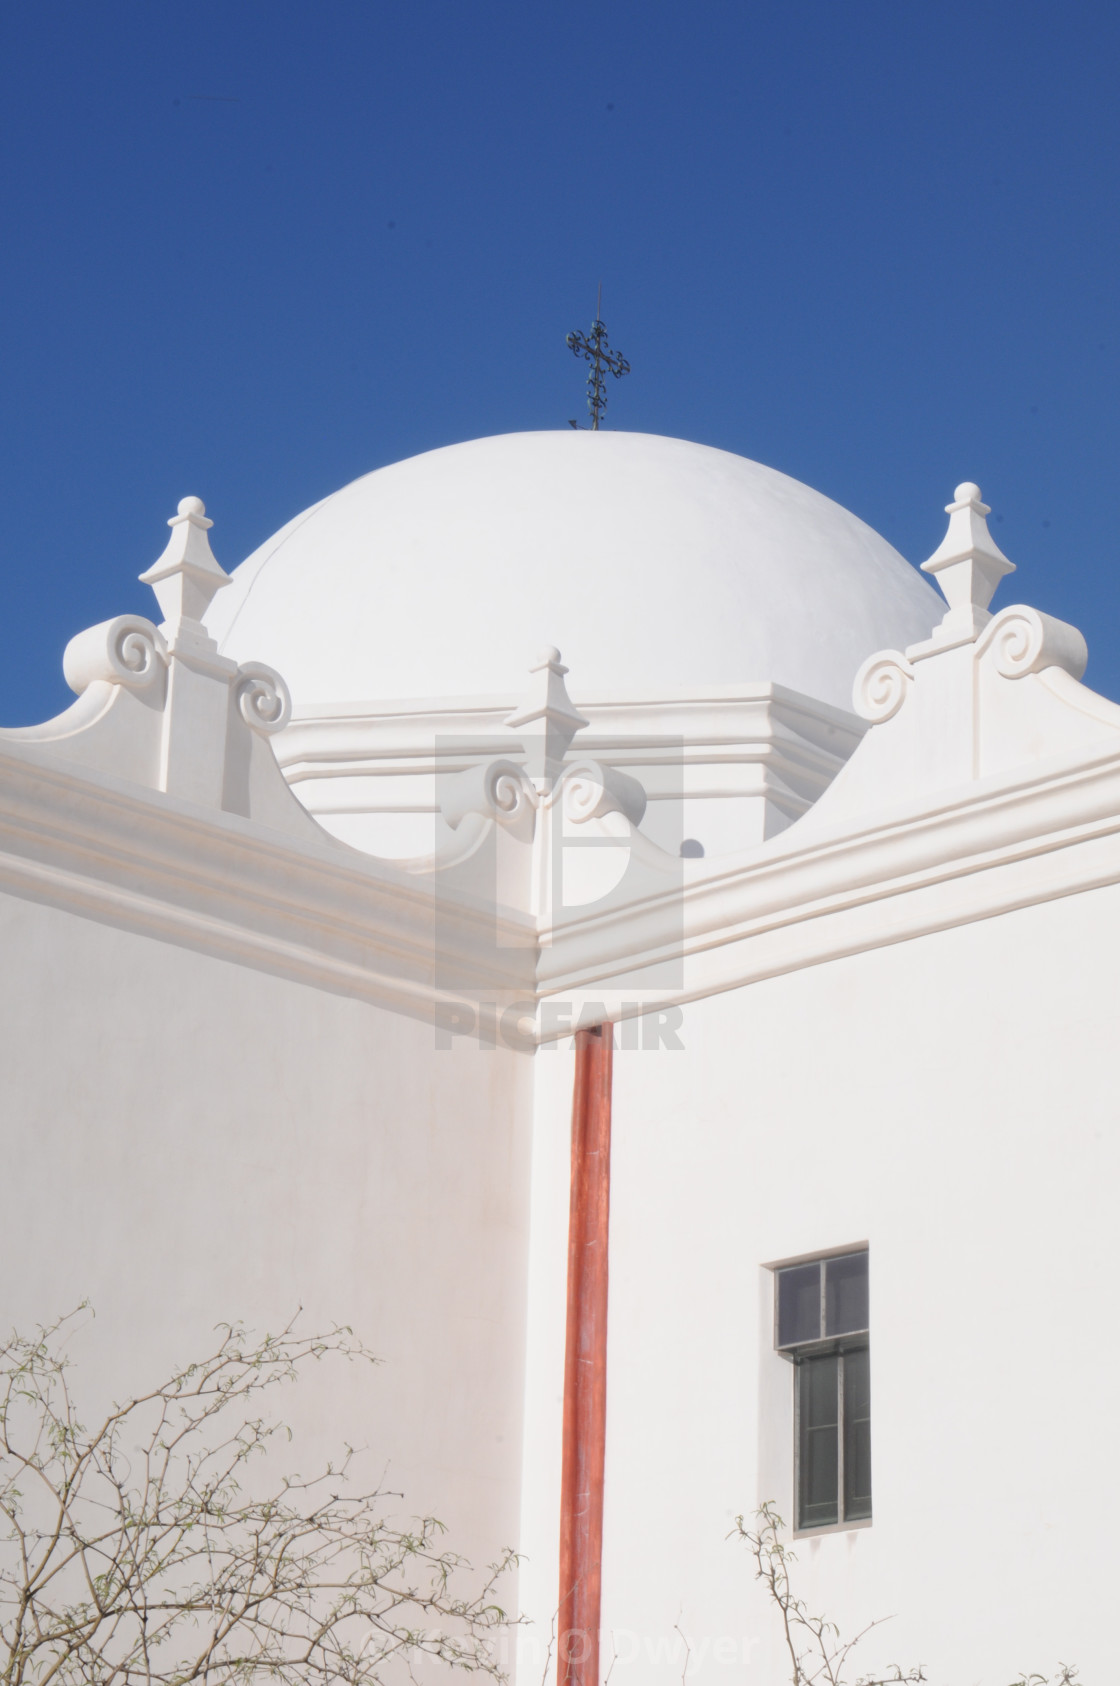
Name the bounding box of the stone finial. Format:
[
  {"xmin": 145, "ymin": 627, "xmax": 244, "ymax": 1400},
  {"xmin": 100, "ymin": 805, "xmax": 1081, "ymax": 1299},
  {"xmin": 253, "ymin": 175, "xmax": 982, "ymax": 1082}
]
[
  {"xmin": 139, "ymin": 497, "xmax": 230, "ymax": 632},
  {"xmin": 922, "ymin": 482, "xmax": 1015, "ymax": 637},
  {"xmin": 505, "ymin": 646, "xmax": 590, "ymax": 783}
]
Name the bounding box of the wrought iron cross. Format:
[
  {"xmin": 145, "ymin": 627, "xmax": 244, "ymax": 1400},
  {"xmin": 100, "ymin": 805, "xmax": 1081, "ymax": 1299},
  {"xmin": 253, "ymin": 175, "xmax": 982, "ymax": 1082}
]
[{"xmin": 567, "ymin": 288, "xmax": 630, "ymax": 430}]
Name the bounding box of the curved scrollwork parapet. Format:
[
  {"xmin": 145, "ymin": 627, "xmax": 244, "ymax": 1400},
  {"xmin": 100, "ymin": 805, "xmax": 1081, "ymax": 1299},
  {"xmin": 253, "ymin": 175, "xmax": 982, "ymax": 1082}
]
[
  {"xmin": 440, "ymin": 758, "xmax": 537, "ymax": 834},
  {"xmin": 554, "ymin": 758, "xmax": 648, "ymax": 827},
  {"xmin": 483, "ymin": 762, "xmax": 537, "ymax": 829},
  {"xmin": 236, "ymin": 662, "xmax": 292, "ymax": 735},
  {"xmin": 975, "ymin": 605, "xmax": 1088, "ymax": 681},
  {"xmin": 852, "ymin": 650, "xmax": 915, "ymax": 724},
  {"xmin": 63, "ymin": 615, "xmax": 168, "ymax": 696}
]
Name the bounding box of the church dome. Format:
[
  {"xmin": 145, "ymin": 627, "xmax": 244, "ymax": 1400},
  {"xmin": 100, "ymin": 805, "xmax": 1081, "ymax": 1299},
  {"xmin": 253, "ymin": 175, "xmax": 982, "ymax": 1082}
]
[{"xmin": 207, "ymin": 431, "xmax": 941, "ymax": 711}]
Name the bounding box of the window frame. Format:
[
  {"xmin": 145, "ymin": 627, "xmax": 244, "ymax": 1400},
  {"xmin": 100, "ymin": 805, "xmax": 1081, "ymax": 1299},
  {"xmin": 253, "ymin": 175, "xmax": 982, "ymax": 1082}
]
[{"xmin": 770, "ymin": 1246, "xmax": 871, "ymax": 1536}]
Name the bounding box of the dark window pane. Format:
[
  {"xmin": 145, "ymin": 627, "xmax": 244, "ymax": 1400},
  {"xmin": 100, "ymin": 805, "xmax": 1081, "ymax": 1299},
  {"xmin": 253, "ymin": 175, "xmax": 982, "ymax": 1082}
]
[
  {"xmin": 798, "ymin": 1354, "xmax": 839, "ymax": 1528},
  {"xmin": 778, "ymin": 1263, "xmax": 821, "ymax": 1347},
  {"xmin": 825, "ymin": 1252, "xmax": 869, "ymax": 1337},
  {"xmin": 843, "ymin": 1347, "xmax": 872, "ymax": 1522}
]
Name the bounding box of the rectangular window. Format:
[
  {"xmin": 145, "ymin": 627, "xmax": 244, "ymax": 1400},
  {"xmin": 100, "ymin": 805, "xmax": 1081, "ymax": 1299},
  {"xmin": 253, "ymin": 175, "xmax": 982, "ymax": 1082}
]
[{"xmin": 775, "ymin": 1249, "xmax": 870, "ymax": 1531}]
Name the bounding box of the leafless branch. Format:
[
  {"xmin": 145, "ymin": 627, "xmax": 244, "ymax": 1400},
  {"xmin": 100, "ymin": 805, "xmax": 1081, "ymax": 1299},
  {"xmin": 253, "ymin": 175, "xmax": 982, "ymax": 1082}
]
[
  {"xmin": 672, "ymin": 1614, "xmax": 691, "ymax": 1686},
  {"xmin": 731, "ymin": 1506, "xmax": 1081, "ymax": 1686},
  {"xmin": 730, "ymin": 1504, "xmax": 923, "ymax": 1686},
  {"xmin": 0, "ymin": 1308, "xmax": 514, "ymax": 1686}
]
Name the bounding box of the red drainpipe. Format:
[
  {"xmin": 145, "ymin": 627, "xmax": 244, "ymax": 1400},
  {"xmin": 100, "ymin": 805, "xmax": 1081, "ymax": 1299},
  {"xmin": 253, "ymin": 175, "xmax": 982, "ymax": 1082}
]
[{"xmin": 557, "ymin": 1023, "xmax": 613, "ymax": 1686}]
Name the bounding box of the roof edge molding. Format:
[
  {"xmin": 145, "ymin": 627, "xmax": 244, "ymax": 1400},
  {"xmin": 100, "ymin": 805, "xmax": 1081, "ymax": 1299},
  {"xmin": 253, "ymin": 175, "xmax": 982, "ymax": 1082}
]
[{"xmin": 1, "ymin": 483, "xmax": 1119, "ymax": 1042}]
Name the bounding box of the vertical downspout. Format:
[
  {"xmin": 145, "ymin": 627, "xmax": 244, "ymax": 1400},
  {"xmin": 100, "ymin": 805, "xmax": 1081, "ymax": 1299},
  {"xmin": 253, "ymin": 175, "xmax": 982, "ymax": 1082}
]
[{"xmin": 557, "ymin": 1023, "xmax": 613, "ymax": 1686}]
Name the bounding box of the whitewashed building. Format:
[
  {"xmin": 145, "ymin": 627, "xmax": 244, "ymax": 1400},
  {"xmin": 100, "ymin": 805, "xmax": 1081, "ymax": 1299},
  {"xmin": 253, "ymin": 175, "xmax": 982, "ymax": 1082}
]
[{"xmin": 2, "ymin": 430, "xmax": 1115, "ymax": 1682}]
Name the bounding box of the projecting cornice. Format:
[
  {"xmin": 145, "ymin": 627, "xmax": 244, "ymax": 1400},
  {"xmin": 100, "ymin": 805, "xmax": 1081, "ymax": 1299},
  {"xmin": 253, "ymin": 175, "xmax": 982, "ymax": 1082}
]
[
  {"xmin": 2, "ymin": 715, "xmax": 1120, "ymax": 1043},
  {"xmin": 0, "ymin": 739, "xmax": 536, "ymax": 1017},
  {"xmin": 276, "ymin": 682, "xmax": 864, "ymax": 859},
  {"xmin": 2, "ymin": 484, "xmax": 1119, "ymax": 1043},
  {"xmin": 534, "ymin": 735, "xmax": 1120, "ymax": 1026}
]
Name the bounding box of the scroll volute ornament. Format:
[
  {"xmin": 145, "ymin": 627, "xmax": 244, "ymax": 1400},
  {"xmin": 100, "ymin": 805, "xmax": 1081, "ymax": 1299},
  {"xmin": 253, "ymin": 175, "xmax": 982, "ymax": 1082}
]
[
  {"xmin": 63, "ymin": 615, "xmax": 168, "ymax": 696},
  {"xmin": 853, "ymin": 483, "xmax": 1088, "ymax": 713},
  {"xmin": 553, "ymin": 758, "xmax": 647, "ymax": 827},
  {"xmin": 975, "ymin": 606, "xmax": 1088, "ymax": 682},
  {"xmin": 852, "ymin": 650, "xmax": 914, "ymax": 724},
  {"xmin": 441, "ymin": 758, "xmax": 537, "ymax": 839},
  {"xmin": 236, "ymin": 662, "xmax": 293, "ymax": 735},
  {"xmin": 439, "ymin": 646, "xmax": 649, "ymax": 838}
]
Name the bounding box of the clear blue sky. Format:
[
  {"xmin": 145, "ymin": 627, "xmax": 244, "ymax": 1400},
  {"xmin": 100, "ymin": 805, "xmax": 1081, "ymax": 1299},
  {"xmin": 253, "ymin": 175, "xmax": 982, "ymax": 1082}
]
[{"xmin": 3, "ymin": 0, "xmax": 1119, "ymax": 723}]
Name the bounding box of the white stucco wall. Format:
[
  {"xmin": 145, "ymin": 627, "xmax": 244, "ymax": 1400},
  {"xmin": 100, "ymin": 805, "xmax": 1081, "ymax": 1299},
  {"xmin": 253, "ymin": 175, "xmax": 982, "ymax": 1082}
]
[
  {"xmin": 4, "ymin": 835, "xmax": 1118, "ymax": 1685},
  {"xmin": 521, "ymin": 885, "xmax": 1119, "ymax": 1686},
  {"xmin": 0, "ymin": 890, "xmax": 531, "ymax": 1607},
  {"xmin": 5, "ymin": 442, "xmax": 1113, "ymax": 1686}
]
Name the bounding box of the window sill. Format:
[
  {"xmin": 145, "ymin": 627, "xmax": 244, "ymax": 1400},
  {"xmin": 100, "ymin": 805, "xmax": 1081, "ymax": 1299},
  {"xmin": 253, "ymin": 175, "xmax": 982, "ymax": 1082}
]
[{"xmin": 793, "ymin": 1517, "xmax": 872, "ymax": 1539}]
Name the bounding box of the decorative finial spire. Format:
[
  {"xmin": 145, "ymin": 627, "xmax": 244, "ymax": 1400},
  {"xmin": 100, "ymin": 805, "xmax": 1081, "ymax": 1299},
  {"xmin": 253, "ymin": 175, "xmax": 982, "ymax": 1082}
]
[
  {"xmin": 505, "ymin": 646, "xmax": 590, "ymax": 782},
  {"xmin": 922, "ymin": 482, "xmax": 1015, "ymax": 638},
  {"xmin": 566, "ymin": 286, "xmax": 630, "ymax": 430},
  {"xmin": 139, "ymin": 497, "xmax": 230, "ymax": 633}
]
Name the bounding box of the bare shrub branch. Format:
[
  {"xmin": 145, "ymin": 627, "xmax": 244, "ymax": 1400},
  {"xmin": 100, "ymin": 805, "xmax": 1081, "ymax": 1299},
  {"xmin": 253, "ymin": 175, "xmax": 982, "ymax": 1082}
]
[
  {"xmin": 0, "ymin": 1307, "xmax": 513, "ymax": 1686},
  {"xmin": 731, "ymin": 1505, "xmax": 1080, "ymax": 1686},
  {"xmin": 729, "ymin": 1502, "xmax": 922, "ymax": 1686}
]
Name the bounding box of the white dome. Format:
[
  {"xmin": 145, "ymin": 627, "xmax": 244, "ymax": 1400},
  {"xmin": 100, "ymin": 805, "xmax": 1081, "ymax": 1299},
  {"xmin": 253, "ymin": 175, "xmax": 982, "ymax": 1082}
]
[{"xmin": 207, "ymin": 431, "xmax": 941, "ymax": 711}]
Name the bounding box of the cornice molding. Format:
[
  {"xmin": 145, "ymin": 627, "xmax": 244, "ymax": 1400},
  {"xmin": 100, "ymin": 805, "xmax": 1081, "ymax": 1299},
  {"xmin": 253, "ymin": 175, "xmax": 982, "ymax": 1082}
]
[
  {"xmin": 2, "ymin": 728, "xmax": 1120, "ymax": 1043},
  {"xmin": 532, "ymin": 739, "xmax": 1120, "ymax": 1028},
  {"xmin": 0, "ymin": 742, "xmax": 536, "ymax": 1019},
  {"xmin": 3, "ymin": 482, "xmax": 1119, "ymax": 1045}
]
